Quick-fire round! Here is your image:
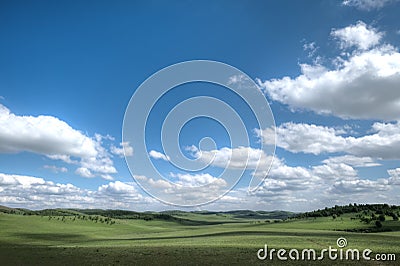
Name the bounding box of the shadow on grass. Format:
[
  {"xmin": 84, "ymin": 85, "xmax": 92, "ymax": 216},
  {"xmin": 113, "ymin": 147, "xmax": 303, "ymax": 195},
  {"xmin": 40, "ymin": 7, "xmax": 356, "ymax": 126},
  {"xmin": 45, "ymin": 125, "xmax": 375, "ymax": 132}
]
[
  {"xmin": 12, "ymin": 233, "xmax": 91, "ymax": 242},
  {"xmin": 14, "ymin": 229, "xmax": 397, "ymax": 243},
  {"xmin": 104, "ymin": 230, "xmax": 347, "ymax": 241}
]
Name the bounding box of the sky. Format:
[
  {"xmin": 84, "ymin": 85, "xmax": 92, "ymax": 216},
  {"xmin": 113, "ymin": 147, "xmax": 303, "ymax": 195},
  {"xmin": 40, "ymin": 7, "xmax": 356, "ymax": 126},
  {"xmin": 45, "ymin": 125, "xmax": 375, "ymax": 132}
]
[{"xmin": 1, "ymin": 0, "xmax": 400, "ymax": 211}]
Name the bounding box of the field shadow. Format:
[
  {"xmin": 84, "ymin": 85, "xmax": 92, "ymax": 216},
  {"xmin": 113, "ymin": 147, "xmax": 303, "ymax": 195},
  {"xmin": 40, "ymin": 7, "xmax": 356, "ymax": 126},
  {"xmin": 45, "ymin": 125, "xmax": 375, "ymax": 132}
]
[
  {"xmin": 13, "ymin": 232, "xmax": 90, "ymax": 242},
  {"xmin": 105, "ymin": 230, "xmax": 339, "ymax": 242}
]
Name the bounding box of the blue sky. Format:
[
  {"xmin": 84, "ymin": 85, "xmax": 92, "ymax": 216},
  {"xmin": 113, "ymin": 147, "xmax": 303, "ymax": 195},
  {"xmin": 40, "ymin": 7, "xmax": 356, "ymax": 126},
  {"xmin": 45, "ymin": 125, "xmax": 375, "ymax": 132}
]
[{"xmin": 1, "ymin": 0, "xmax": 400, "ymax": 211}]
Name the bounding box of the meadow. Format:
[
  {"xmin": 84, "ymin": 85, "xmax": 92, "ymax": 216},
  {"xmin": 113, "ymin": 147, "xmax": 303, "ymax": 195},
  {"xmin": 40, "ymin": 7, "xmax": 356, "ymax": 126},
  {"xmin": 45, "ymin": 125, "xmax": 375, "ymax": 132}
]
[{"xmin": 0, "ymin": 205, "xmax": 399, "ymax": 265}]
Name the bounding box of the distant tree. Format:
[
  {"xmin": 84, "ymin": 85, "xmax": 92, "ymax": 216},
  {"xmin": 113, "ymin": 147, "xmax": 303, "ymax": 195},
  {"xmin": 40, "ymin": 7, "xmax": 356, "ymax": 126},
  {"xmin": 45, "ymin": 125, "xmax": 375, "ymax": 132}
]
[
  {"xmin": 375, "ymin": 220, "xmax": 382, "ymax": 228},
  {"xmin": 378, "ymin": 214, "xmax": 386, "ymax": 222},
  {"xmin": 389, "ymin": 212, "xmax": 398, "ymax": 221},
  {"xmin": 360, "ymin": 217, "xmax": 371, "ymax": 224}
]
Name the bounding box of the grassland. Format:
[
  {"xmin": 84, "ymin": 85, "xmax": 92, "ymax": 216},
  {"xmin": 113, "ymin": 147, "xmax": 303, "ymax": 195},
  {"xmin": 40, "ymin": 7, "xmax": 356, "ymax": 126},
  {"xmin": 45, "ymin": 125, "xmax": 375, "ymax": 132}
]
[{"xmin": 0, "ymin": 206, "xmax": 399, "ymax": 265}]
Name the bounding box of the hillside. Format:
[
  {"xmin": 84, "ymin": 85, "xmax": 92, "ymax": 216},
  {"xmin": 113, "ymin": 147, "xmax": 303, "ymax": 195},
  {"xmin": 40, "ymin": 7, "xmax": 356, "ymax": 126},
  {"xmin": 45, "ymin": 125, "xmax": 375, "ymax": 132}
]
[
  {"xmin": 1, "ymin": 204, "xmax": 400, "ymax": 265},
  {"xmin": 0, "ymin": 206, "xmax": 295, "ymax": 223}
]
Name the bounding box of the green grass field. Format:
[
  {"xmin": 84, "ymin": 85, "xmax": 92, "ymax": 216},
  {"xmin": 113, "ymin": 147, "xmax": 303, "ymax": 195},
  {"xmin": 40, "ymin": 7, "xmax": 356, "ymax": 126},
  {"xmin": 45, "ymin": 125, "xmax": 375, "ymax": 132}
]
[{"xmin": 0, "ymin": 207, "xmax": 399, "ymax": 265}]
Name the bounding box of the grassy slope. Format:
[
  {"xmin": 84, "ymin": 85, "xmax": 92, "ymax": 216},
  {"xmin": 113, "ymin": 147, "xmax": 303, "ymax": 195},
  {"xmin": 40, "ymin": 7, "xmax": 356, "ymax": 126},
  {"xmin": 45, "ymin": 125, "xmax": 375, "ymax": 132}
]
[{"xmin": 0, "ymin": 211, "xmax": 399, "ymax": 265}]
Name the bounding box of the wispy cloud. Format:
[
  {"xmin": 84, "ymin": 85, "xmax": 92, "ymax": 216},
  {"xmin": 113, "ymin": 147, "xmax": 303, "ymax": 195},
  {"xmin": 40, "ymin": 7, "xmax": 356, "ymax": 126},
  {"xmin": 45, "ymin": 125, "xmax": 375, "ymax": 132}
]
[
  {"xmin": 43, "ymin": 165, "xmax": 68, "ymax": 173},
  {"xmin": 342, "ymin": 0, "xmax": 398, "ymax": 11},
  {"xmin": 110, "ymin": 142, "xmax": 134, "ymax": 157}
]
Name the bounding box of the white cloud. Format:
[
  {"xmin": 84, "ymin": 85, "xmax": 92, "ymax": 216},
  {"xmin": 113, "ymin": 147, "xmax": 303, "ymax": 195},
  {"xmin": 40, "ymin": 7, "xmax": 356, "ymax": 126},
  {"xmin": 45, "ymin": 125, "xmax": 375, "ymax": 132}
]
[
  {"xmin": 388, "ymin": 168, "xmax": 400, "ymax": 185},
  {"xmin": 258, "ymin": 22, "xmax": 400, "ymax": 121},
  {"xmin": 170, "ymin": 172, "xmax": 226, "ymax": 187},
  {"xmin": 100, "ymin": 174, "xmax": 114, "ymax": 181},
  {"xmin": 257, "ymin": 121, "xmax": 400, "ymax": 159},
  {"xmin": 43, "ymin": 165, "xmax": 68, "ymax": 173},
  {"xmin": 329, "ymin": 179, "xmax": 389, "ymax": 194},
  {"xmin": 46, "ymin": 154, "xmax": 77, "ymax": 164},
  {"xmin": 312, "ymin": 163, "xmax": 358, "ymax": 181},
  {"xmin": 0, "ymin": 104, "xmax": 97, "ymax": 156},
  {"xmin": 0, "ymin": 173, "xmax": 150, "ymax": 209},
  {"xmin": 0, "ymin": 173, "xmax": 45, "ymax": 188},
  {"xmin": 322, "ymin": 155, "xmax": 380, "ymax": 167},
  {"xmin": 75, "ymin": 167, "xmax": 95, "ymax": 178},
  {"xmin": 98, "ymin": 181, "xmax": 138, "ymax": 194},
  {"xmin": 149, "ymin": 150, "xmax": 170, "ymax": 161},
  {"xmin": 110, "ymin": 142, "xmax": 133, "ymax": 157},
  {"xmin": 303, "ymin": 41, "xmax": 319, "ymax": 58},
  {"xmin": 256, "ymin": 123, "xmax": 346, "ymax": 155},
  {"xmin": 342, "ymin": 0, "xmax": 398, "ymax": 10},
  {"xmin": 0, "ymin": 104, "xmax": 117, "ymax": 178},
  {"xmin": 0, "ymin": 173, "xmax": 80, "ymax": 198},
  {"xmin": 147, "ymin": 177, "xmax": 173, "ymax": 189},
  {"xmin": 132, "ymin": 173, "xmax": 229, "ymax": 205},
  {"xmin": 249, "ymin": 154, "xmax": 400, "ymax": 211},
  {"xmin": 331, "ymin": 21, "xmax": 383, "ymax": 50},
  {"xmin": 266, "ymin": 159, "xmax": 319, "ymax": 190},
  {"xmin": 227, "ymin": 74, "xmax": 247, "ymax": 85},
  {"xmin": 1, "ymin": 167, "xmax": 400, "ymax": 212},
  {"xmin": 188, "ymin": 145, "xmax": 273, "ymax": 170}
]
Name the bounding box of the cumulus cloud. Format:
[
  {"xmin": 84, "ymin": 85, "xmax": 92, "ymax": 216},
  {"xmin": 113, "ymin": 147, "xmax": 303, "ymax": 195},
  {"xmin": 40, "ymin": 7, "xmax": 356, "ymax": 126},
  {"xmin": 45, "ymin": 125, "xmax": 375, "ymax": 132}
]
[
  {"xmin": 388, "ymin": 168, "xmax": 400, "ymax": 185},
  {"xmin": 0, "ymin": 173, "xmax": 150, "ymax": 209},
  {"xmin": 0, "ymin": 104, "xmax": 97, "ymax": 156},
  {"xmin": 98, "ymin": 181, "xmax": 138, "ymax": 195},
  {"xmin": 250, "ymin": 154, "xmax": 400, "ymax": 210},
  {"xmin": 331, "ymin": 21, "xmax": 383, "ymax": 50},
  {"xmin": 1, "ymin": 167, "xmax": 400, "ymax": 211},
  {"xmin": 110, "ymin": 142, "xmax": 133, "ymax": 157},
  {"xmin": 0, "ymin": 104, "xmax": 117, "ymax": 179},
  {"xmin": 342, "ymin": 0, "xmax": 398, "ymax": 10},
  {"xmin": 256, "ymin": 123, "xmax": 346, "ymax": 155},
  {"xmin": 149, "ymin": 150, "xmax": 170, "ymax": 161},
  {"xmin": 180, "ymin": 144, "xmax": 397, "ymax": 207},
  {"xmin": 132, "ymin": 173, "xmax": 229, "ymax": 205},
  {"xmin": 258, "ymin": 22, "xmax": 400, "ymax": 121},
  {"xmin": 0, "ymin": 173, "xmax": 83, "ymax": 206},
  {"xmin": 329, "ymin": 179, "xmax": 389, "ymax": 194},
  {"xmin": 266, "ymin": 158, "xmax": 319, "ymax": 190},
  {"xmin": 257, "ymin": 121, "xmax": 400, "ymax": 159}
]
